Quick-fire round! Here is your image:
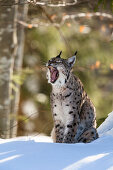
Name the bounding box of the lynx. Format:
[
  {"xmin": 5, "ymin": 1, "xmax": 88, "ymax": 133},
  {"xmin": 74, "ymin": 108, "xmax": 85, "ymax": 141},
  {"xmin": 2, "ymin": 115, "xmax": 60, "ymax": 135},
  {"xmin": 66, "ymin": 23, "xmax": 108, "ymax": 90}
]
[{"xmin": 46, "ymin": 51, "xmax": 98, "ymax": 143}]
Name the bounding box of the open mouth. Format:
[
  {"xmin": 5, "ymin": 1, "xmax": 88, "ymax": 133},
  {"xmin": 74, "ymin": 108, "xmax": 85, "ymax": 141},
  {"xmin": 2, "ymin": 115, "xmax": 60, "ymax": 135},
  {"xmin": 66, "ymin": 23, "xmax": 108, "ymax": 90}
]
[{"xmin": 48, "ymin": 66, "xmax": 59, "ymax": 83}]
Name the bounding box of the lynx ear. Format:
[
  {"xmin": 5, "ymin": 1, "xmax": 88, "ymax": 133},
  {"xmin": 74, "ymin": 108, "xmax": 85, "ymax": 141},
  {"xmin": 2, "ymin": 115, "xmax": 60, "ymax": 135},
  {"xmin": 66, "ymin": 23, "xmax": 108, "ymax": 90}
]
[{"xmin": 68, "ymin": 51, "xmax": 77, "ymax": 67}]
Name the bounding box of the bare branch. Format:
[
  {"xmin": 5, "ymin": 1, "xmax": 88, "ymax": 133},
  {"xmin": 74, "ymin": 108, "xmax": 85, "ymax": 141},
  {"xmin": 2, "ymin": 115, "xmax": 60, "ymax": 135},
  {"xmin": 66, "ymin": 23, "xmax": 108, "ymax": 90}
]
[
  {"xmin": 27, "ymin": 0, "xmax": 77, "ymax": 7},
  {"xmin": 17, "ymin": 11, "xmax": 113, "ymax": 30},
  {"xmin": 62, "ymin": 12, "xmax": 113, "ymax": 25},
  {"xmin": 17, "ymin": 20, "xmax": 60, "ymax": 28}
]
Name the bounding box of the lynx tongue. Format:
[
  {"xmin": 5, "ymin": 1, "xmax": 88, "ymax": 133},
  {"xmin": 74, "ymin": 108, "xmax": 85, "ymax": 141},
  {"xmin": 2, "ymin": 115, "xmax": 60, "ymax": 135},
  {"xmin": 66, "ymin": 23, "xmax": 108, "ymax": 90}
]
[{"xmin": 49, "ymin": 67, "xmax": 59, "ymax": 83}]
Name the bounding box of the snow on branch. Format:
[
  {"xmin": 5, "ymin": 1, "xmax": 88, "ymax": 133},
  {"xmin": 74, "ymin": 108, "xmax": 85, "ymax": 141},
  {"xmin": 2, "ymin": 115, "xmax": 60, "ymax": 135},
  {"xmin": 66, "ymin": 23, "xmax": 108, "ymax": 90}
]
[
  {"xmin": 27, "ymin": 0, "xmax": 77, "ymax": 7},
  {"xmin": 62, "ymin": 12, "xmax": 113, "ymax": 24}
]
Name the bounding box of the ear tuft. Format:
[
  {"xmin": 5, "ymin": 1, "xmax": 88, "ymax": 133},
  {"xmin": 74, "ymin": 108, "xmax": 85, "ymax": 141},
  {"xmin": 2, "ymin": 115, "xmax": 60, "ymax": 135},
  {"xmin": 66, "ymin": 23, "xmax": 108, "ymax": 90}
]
[
  {"xmin": 75, "ymin": 51, "xmax": 77, "ymax": 55},
  {"xmin": 56, "ymin": 51, "xmax": 62, "ymax": 58}
]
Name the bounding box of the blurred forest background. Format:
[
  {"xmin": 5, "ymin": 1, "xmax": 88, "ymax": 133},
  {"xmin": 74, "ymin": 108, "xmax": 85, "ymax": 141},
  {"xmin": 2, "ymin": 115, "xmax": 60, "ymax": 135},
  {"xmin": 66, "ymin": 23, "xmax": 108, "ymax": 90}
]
[{"xmin": 0, "ymin": 0, "xmax": 113, "ymax": 138}]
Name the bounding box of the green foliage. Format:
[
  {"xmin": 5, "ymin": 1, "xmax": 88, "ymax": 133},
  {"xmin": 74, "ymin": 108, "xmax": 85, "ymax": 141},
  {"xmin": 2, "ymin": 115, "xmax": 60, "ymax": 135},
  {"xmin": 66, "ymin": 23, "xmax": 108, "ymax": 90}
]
[{"xmin": 95, "ymin": 0, "xmax": 113, "ymax": 12}]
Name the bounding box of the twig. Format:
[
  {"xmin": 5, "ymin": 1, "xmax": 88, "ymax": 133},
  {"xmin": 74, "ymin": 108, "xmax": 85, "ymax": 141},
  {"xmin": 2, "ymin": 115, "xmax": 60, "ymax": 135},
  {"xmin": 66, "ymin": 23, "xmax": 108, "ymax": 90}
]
[
  {"xmin": 17, "ymin": 20, "xmax": 60, "ymax": 28},
  {"xmin": 0, "ymin": 111, "xmax": 38, "ymax": 133}
]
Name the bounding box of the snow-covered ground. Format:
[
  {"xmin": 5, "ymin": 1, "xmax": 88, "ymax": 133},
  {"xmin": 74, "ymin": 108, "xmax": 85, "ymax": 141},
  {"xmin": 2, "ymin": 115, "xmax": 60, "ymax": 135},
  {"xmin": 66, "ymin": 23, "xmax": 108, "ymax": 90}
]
[{"xmin": 0, "ymin": 111, "xmax": 113, "ymax": 170}]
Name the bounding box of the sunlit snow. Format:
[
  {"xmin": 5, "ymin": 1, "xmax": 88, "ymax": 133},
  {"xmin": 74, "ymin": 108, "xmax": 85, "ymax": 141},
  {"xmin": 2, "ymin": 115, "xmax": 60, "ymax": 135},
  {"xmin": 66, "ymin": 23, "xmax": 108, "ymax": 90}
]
[{"xmin": 0, "ymin": 111, "xmax": 113, "ymax": 170}]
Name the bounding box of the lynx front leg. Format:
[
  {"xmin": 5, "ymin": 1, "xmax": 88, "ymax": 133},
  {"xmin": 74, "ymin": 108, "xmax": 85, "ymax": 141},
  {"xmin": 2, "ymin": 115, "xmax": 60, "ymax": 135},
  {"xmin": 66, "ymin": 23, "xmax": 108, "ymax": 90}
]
[
  {"xmin": 63, "ymin": 114, "xmax": 80, "ymax": 143},
  {"xmin": 53, "ymin": 120, "xmax": 65, "ymax": 143}
]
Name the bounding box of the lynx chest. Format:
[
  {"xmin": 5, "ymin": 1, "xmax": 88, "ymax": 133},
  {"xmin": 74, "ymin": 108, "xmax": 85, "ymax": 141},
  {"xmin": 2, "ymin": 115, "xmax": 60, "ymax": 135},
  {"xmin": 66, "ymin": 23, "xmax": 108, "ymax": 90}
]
[{"xmin": 51, "ymin": 89, "xmax": 76, "ymax": 124}]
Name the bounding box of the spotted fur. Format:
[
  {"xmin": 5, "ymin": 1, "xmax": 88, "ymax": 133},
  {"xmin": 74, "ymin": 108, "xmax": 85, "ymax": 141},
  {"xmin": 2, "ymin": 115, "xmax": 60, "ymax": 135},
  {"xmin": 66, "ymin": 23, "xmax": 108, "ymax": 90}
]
[{"xmin": 46, "ymin": 52, "xmax": 98, "ymax": 143}]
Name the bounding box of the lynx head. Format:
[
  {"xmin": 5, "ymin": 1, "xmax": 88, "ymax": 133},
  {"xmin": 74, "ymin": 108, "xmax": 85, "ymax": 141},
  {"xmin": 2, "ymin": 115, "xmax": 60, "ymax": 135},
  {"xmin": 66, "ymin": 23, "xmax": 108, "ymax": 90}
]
[{"xmin": 46, "ymin": 51, "xmax": 77, "ymax": 86}]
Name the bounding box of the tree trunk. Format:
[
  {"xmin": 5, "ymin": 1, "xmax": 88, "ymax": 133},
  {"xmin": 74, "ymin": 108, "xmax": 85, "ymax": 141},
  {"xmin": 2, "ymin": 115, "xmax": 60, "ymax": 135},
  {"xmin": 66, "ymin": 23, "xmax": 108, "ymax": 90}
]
[
  {"xmin": 0, "ymin": 0, "xmax": 16, "ymax": 138},
  {"xmin": 0, "ymin": 0, "xmax": 28, "ymax": 138},
  {"xmin": 10, "ymin": 0, "xmax": 28, "ymax": 138}
]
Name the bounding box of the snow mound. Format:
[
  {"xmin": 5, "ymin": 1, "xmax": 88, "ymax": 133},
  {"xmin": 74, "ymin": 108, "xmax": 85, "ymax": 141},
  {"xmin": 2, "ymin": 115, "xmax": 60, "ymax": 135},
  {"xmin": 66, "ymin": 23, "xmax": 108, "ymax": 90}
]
[
  {"xmin": 0, "ymin": 135, "xmax": 113, "ymax": 170},
  {"xmin": 0, "ymin": 111, "xmax": 113, "ymax": 170},
  {"xmin": 97, "ymin": 110, "xmax": 113, "ymax": 137}
]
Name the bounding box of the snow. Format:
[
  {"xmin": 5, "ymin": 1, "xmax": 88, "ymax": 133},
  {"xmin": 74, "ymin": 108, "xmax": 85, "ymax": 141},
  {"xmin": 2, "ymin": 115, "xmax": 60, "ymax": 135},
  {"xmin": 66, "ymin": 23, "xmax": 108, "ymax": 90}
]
[
  {"xmin": 0, "ymin": 111, "xmax": 113, "ymax": 170},
  {"xmin": 97, "ymin": 111, "xmax": 113, "ymax": 137}
]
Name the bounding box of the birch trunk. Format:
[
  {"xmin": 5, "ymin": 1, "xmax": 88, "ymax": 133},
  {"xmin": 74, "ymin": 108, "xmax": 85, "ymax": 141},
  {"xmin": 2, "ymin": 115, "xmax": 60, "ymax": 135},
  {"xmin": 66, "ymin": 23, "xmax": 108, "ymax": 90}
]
[
  {"xmin": 0, "ymin": 0, "xmax": 16, "ymax": 138},
  {"xmin": 10, "ymin": 1, "xmax": 28, "ymax": 137}
]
